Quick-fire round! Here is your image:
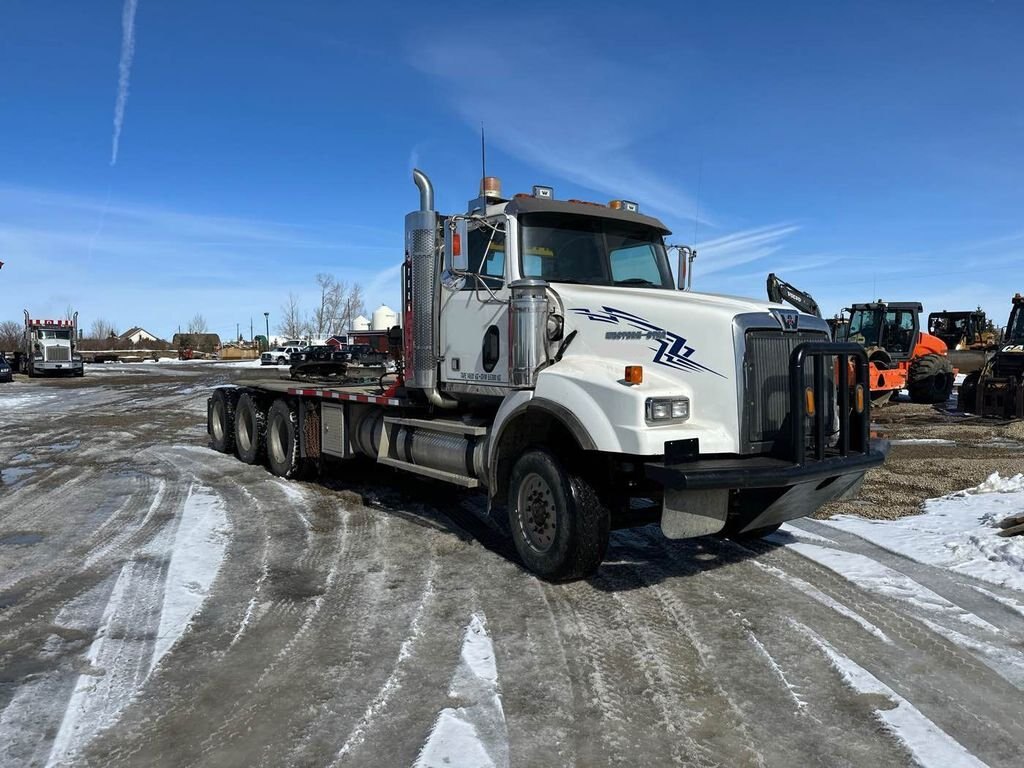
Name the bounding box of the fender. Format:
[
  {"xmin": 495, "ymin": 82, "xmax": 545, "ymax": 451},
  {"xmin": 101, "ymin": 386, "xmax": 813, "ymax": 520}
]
[{"xmin": 487, "ymin": 392, "xmax": 598, "ymax": 495}]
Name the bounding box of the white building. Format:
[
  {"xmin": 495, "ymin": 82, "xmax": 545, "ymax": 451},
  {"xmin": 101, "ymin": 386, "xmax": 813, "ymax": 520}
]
[{"xmin": 119, "ymin": 327, "xmax": 160, "ymax": 345}]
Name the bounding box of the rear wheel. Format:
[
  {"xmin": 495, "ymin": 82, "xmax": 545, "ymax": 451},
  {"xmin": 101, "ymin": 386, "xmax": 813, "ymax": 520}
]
[
  {"xmin": 266, "ymin": 398, "xmax": 302, "ymax": 477},
  {"xmin": 210, "ymin": 388, "xmax": 239, "ymax": 453},
  {"xmin": 234, "ymin": 392, "xmax": 267, "ymax": 464},
  {"xmin": 958, "ymin": 371, "xmax": 980, "ymax": 413},
  {"xmin": 507, "ymin": 449, "xmax": 610, "ymax": 582},
  {"xmin": 907, "ymin": 353, "xmax": 954, "ymax": 404}
]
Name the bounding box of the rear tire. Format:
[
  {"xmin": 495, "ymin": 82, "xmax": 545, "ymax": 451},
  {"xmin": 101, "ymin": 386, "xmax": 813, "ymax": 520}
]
[
  {"xmin": 907, "ymin": 353, "xmax": 954, "ymax": 404},
  {"xmin": 266, "ymin": 398, "xmax": 301, "ymax": 478},
  {"xmin": 210, "ymin": 388, "xmax": 239, "ymax": 453},
  {"xmin": 507, "ymin": 449, "xmax": 610, "ymax": 582},
  {"xmin": 234, "ymin": 391, "xmax": 267, "ymax": 464},
  {"xmin": 958, "ymin": 371, "xmax": 980, "ymax": 413}
]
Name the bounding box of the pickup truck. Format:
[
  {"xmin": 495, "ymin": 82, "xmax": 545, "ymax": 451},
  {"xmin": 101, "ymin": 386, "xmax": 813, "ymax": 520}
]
[{"xmin": 261, "ymin": 345, "xmax": 304, "ymax": 366}]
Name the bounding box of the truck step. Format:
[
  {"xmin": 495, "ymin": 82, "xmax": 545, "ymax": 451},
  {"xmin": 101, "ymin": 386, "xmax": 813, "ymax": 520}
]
[
  {"xmin": 377, "ymin": 457, "xmax": 480, "ymax": 488},
  {"xmin": 383, "ymin": 416, "xmax": 489, "ymax": 436}
]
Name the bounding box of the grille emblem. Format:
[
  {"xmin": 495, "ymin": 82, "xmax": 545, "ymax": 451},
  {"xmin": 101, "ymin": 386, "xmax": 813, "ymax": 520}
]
[{"xmin": 773, "ymin": 310, "xmax": 800, "ymax": 332}]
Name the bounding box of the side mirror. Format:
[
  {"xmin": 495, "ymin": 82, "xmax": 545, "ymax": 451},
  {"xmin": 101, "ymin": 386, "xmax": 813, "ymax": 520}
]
[{"xmin": 446, "ymin": 219, "xmax": 469, "ymax": 272}]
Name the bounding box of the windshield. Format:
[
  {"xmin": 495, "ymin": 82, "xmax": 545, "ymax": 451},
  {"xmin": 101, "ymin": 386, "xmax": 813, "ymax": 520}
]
[
  {"xmin": 1008, "ymin": 305, "xmax": 1024, "ymax": 341},
  {"xmin": 846, "ymin": 309, "xmax": 881, "ymax": 345},
  {"xmin": 37, "ymin": 329, "xmax": 71, "ymax": 340},
  {"xmin": 519, "ymin": 213, "xmax": 673, "ymax": 288}
]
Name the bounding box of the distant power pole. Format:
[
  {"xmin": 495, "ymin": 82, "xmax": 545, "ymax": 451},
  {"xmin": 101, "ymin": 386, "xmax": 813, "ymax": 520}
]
[
  {"xmin": 250, "ymin": 317, "xmax": 253, "ymax": 342},
  {"xmin": 236, "ymin": 322, "xmax": 240, "ymax": 342}
]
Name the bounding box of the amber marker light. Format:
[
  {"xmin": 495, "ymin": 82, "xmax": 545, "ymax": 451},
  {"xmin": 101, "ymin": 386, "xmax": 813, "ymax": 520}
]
[
  {"xmin": 855, "ymin": 384, "xmax": 866, "ymax": 413},
  {"xmin": 625, "ymin": 366, "xmax": 644, "ymax": 385},
  {"xmin": 804, "ymin": 387, "xmax": 816, "ymax": 416}
]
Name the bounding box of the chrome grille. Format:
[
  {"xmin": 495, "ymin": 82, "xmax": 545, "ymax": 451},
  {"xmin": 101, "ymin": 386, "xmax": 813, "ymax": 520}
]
[
  {"xmin": 45, "ymin": 346, "xmax": 70, "ymax": 362},
  {"xmin": 742, "ymin": 329, "xmax": 828, "ymax": 450}
]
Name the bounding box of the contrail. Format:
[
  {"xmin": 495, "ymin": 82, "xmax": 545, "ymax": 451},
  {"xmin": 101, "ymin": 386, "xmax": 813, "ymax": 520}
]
[{"xmin": 110, "ymin": 0, "xmax": 138, "ymax": 166}]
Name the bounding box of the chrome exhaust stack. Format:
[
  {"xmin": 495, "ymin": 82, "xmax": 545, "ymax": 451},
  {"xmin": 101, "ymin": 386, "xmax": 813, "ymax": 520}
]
[{"xmin": 403, "ymin": 169, "xmax": 455, "ymax": 408}]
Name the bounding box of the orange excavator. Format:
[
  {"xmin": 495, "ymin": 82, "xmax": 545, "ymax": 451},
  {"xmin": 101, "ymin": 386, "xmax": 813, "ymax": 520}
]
[{"xmin": 767, "ymin": 274, "xmax": 906, "ymax": 405}]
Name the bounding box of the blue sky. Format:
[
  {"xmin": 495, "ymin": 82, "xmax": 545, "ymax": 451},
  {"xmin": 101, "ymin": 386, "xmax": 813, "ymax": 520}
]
[{"xmin": 1, "ymin": 1, "xmax": 1022, "ymax": 340}]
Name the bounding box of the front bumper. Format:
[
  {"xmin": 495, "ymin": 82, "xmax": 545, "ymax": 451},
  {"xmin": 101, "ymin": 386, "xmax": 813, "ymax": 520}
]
[
  {"xmin": 646, "ymin": 440, "xmax": 888, "ymax": 491},
  {"xmin": 36, "ymin": 361, "xmax": 83, "ymax": 372},
  {"xmin": 649, "ymin": 340, "xmax": 888, "ymax": 537}
]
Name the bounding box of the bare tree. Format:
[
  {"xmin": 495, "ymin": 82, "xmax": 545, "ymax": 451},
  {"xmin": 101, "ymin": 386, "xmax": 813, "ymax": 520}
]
[
  {"xmin": 0, "ymin": 320, "xmax": 21, "ymax": 351},
  {"xmin": 188, "ymin": 313, "xmax": 209, "ymax": 334},
  {"xmin": 341, "ymin": 283, "xmax": 367, "ymax": 334},
  {"xmin": 89, "ymin": 318, "xmax": 117, "ymax": 340},
  {"xmin": 64, "ymin": 304, "xmax": 77, "ymax": 322},
  {"xmin": 279, "ymin": 292, "xmax": 307, "ymax": 339},
  {"xmin": 312, "ymin": 273, "xmax": 346, "ymax": 338}
]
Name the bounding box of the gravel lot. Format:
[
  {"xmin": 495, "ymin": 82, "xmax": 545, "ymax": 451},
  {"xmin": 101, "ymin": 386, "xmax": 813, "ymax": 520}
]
[{"xmin": 1, "ymin": 365, "xmax": 1022, "ymax": 767}]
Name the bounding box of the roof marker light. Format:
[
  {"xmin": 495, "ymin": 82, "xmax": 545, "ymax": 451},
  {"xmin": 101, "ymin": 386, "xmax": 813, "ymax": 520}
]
[{"xmin": 532, "ymin": 185, "xmax": 554, "ymax": 199}]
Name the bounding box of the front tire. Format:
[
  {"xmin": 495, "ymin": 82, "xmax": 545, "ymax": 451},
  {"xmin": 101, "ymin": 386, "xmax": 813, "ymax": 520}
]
[
  {"xmin": 907, "ymin": 353, "xmax": 954, "ymax": 404},
  {"xmin": 266, "ymin": 398, "xmax": 301, "ymax": 478},
  {"xmin": 234, "ymin": 391, "xmax": 267, "ymax": 464},
  {"xmin": 507, "ymin": 449, "xmax": 610, "ymax": 582}
]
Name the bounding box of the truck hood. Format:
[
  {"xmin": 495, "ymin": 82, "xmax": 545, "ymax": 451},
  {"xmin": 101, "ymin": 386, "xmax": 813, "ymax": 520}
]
[{"xmin": 553, "ymin": 284, "xmax": 796, "ymax": 379}]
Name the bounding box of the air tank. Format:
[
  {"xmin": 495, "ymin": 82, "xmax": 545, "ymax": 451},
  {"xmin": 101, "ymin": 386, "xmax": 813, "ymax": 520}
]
[{"xmin": 371, "ymin": 304, "xmax": 398, "ymax": 331}]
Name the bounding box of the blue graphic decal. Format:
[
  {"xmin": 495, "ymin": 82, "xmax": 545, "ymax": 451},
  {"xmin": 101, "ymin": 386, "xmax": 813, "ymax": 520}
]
[{"xmin": 570, "ymin": 306, "xmax": 726, "ymax": 378}]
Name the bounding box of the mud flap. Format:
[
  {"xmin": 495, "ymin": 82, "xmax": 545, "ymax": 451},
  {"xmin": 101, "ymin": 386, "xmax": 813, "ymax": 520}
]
[
  {"xmin": 661, "ymin": 489, "xmax": 730, "ymax": 539},
  {"xmin": 735, "ymin": 472, "xmax": 865, "ymax": 534}
]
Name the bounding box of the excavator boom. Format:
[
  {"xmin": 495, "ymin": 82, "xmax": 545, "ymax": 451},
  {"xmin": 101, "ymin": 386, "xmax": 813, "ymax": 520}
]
[{"xmin": 766, "ymin": 273, "xmax": 822, "ymax": 318}]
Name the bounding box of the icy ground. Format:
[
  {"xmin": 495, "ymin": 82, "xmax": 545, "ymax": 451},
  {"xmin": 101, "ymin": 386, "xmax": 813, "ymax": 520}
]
[{"xmin": 2, "ymin": 368, "xmax": 1024, "ymax": 767}]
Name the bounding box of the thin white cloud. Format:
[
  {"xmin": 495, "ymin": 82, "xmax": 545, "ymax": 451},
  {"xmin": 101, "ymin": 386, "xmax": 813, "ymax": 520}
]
[
  {"xmin": 111, "ymin": 0, "xmax": 139, "ymax": 165},
  {"xmin": 694, "ymin": 223, "xmax": 800, "ymax": 277}
]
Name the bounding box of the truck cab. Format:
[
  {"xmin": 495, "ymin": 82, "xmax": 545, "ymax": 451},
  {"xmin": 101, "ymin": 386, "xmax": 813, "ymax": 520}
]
[
  {"xmin": 22, "ymin": 312, "xmax": 83, "ymax": 377},
  {"xmin": 399, "ymin": 172, "xmax": 887, "ymax": 576}
]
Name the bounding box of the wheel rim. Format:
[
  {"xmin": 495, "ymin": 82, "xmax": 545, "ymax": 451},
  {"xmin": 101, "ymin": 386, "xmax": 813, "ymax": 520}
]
[
  {"xmin": 268, "ymin": 414, "xmax": 288, "ymax": 464},
  {"xmin": 238, "ymin": 407, "xmax": 252, "ymax": 451},
  {"xmin": 517, "ymin": 472, "xmax": 557, "ymax": 553},
  {"xmin": 212, "ymin": 400, "xmax": 224, "ymax": 441}
]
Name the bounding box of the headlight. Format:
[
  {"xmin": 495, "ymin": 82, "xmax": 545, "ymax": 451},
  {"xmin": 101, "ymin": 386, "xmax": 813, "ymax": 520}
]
[{"xmin": 646, "ymin": 397, "xmax": 690, "ymax": 423}]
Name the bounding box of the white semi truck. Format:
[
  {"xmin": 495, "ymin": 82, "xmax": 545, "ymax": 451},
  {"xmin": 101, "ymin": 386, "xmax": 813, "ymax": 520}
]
[
  {"xmin": 207, "ymin": 171, "xmax": 887, "ymax": 580},
  {"xmin": 21, "ymin": 311, "xmax": 83, "ymax": 377}
]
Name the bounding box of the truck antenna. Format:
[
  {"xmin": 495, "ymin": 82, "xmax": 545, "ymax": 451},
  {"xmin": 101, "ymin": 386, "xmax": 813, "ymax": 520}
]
[
  {"xmin": 480, "ymin": 122, "xmax": 487, "ymax": 180},
  {"xmin": 693, "ymin": 157, "xmax": 703, "ymax": 247}
]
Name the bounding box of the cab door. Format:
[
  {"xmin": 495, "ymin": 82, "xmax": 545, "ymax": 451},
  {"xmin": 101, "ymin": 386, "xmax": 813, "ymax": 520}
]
[{"xmin": 439, "ymin": 216, "xmax": 511, "ymax": 389}]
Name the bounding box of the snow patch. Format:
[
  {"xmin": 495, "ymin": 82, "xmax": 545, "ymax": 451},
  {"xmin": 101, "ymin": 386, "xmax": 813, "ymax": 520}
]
[
  {"xmin": 795, "ymin": 622, "xmax": 987, "ymax": 768},
  {"xmin": 150, "ymin": 483, "xmax": 230, "ymax": 670},
  {"xmin": 822, "ymin": 472, "xmax": 1024, "ymax": 592},
  {"xmin": 751, "ymin": 559, "xmax": 890, "ymax": 643},
  {"xmin": 789, "ymin": 542, "xmax": 998, "ymax": 631},
  {"xmin": 415, "ymin": 613, "xmax": 508, "ymax": 768}
]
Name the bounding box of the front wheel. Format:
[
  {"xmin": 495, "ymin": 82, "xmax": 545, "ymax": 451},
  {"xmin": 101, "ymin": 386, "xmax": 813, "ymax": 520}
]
[{"xmin": 507, "ymin": 449, "xmax": 610, "ymax": 582}]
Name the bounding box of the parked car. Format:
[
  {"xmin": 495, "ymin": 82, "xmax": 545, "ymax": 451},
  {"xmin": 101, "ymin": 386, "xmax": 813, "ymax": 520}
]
[
  {"xmin": 261, "ymin": 345, "xmax": 303, "ymax": 366},
  {"xmin": 0, "ymin": 354, "xmax": 12, "ymax": 383}
]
